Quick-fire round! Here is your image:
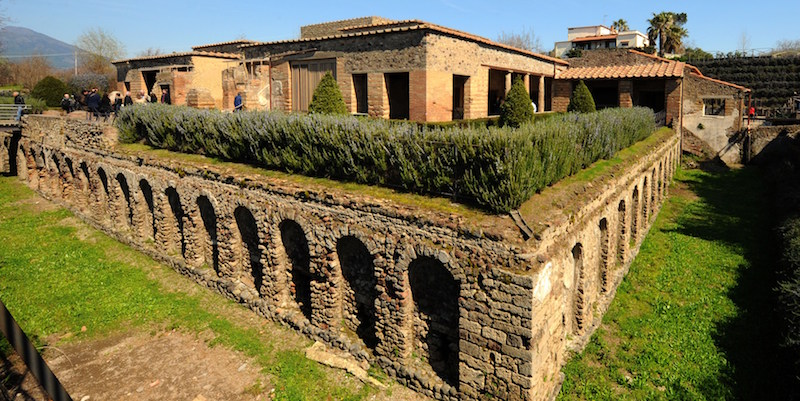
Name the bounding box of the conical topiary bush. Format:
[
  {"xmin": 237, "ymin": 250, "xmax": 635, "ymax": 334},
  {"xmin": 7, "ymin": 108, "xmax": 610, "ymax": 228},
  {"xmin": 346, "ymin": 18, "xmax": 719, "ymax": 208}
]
[
  {"xmin": 499, "ymin": 77, "xmax": 535, "ymax": 128},
  {"xmin": 308, "ymin": 72, "xmax": 348, "ymax": 115},
  {"xmin": 567, "ymin": 80, "xmax": 596, "ymax": 113}
]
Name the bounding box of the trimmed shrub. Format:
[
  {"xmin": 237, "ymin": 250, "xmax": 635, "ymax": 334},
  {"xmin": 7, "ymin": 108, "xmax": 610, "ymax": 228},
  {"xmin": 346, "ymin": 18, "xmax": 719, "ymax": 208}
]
[
  {"xmin": 568, "ymin": 80, "xmax": 596, "ymax": 113},
  {"xmin": 116, "ymin": 105, "xmax": 655, "ymax": 213},
  {"xmin": 66, "ymin": 73, "xmax": 110, "ymax": 94},
  {"xmin": 499, "ymin": 78, "xmax": 535, "ymax": 128},
  {"xmin": 308, "ymin": 72, "xmax": 348, "ymax": 115},
  {"xmin": 31, "ymin": 76, "xmax": 68, "ymax": 107}
]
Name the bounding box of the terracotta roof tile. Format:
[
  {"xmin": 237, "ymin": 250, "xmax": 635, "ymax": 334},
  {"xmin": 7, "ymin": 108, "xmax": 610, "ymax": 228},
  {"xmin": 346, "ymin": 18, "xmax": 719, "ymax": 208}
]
[
  {"xmin": 557, "ymin": 60, "xmax": 686, "ymax": 80},
  {"xmin": 242, "ymin": 20, "xmax": 568, "ymax": 65},
  {"xmin": 113, "ymin": 51, "xmax": 242, "ymax": 64},
  {"xmin": 571, "ymin": 34, "xmax": 618, "ymax": 43},
  {"xmin": 191, "ymin": 40, "xmax": 255, "ymax": 50}
]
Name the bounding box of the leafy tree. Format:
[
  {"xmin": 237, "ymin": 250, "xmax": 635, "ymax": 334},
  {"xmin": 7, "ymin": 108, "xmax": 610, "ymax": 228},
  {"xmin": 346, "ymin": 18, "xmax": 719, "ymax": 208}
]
[
  {"xmin": 647, "ymin": 12, "xmax": 688, "ymax": 57},
  {"xmin": 308, "ymin": 72, "xmax": 348, "ymax": 115},
  {"xmin": 680, "ymin": 47, "xmax": 713, "ymax": 61},
  {"xmin": 568, "ymin": 80, "xmax": 596, "ymax": 113},
  {"xmin": 66, "ymin": 73, "xmax": 110, "ymax": 94},
  {"xmin": 611, "ymin": 19, "xmax": 629, "ymax": 32},
  {"xmin": 565, "ymin": 48, "xmax": 583, "ymax": 59},
  {"xmin": 31, "ymin": 76, "xmax": 68, "ymax": 107},
  {"xmin": 497, "ymin": 27, "xmax": 544, "ymax": 53},
  {"xmin": 499, "ymin": 77, "xmax": 534, "ymax": 128},
  {"xmin": 75, "ymin": 27, "xmax": 126, "ymax": 75}
]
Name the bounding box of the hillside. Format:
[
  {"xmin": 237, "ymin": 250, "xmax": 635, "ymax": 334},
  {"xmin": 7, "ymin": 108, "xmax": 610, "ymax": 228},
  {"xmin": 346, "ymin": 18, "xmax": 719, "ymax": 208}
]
[
  {"xmin": 692, "ymin": 56, "xmax": 800, "ymax": 115},
  {"xmin": 0, "ymin": 26, "xmax": 77, "ymax": 70}
]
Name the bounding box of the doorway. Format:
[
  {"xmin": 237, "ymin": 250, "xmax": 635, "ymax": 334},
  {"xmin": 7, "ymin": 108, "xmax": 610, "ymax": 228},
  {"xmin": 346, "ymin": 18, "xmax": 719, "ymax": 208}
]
[
  {"xmin": 453, "ymin": 75, "xmax": 468, "ymax": 120},
  {"xmin": 385, "ymin": 72, "xmax": 409, "ymax": 120}
]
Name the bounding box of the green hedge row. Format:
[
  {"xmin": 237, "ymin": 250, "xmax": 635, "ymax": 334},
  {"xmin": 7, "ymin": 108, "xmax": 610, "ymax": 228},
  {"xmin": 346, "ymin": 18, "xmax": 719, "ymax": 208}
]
[{"xmin": 116, "ymin": 105, "xmax": 655, "ymax": 213}]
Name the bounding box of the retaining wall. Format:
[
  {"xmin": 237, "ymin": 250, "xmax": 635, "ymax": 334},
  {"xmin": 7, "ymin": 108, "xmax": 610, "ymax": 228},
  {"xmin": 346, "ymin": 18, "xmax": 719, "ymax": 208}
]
[{"xmin": 1, "ymin": 116, "xmax": 679, "ymax": 401}]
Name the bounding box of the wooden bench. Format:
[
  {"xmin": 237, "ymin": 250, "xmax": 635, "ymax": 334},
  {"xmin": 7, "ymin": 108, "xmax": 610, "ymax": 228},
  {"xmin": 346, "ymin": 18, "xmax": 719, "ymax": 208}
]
[{"xmin": 0, "ymin": 103, "xmax": 30, "ymax": 121}]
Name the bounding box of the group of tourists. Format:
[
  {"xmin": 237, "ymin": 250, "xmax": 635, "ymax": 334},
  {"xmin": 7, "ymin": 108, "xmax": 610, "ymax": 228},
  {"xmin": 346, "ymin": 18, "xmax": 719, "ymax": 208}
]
[{"xmin": 59, "ymin": 87, "xmax": 172, "ymax": 122}]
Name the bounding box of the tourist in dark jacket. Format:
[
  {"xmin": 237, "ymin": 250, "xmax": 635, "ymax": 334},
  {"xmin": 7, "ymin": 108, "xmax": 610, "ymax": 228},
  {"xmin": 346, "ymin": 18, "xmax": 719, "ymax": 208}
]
[
  {"xmin": 60, "ymin": 94, "xmax": 72, "ymax": 114},
  {"xmin": 86, "ymin": 88, "xmax": 101, "ymax": 120},
  {"xmin": 123, "ymin": 91, "xmax": 133, "ymax": 106},
  {"xmin": 161, "ymin": 89, "xmax": 171, "ymax": 105},
  {"xmin": 99, "ymin": 94, "xmax": 112, "ymax": 122}
]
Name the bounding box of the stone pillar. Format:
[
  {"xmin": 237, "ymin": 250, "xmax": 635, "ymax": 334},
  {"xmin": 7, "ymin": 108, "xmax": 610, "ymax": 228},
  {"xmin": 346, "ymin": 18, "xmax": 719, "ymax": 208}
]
[
  {"xmin": 504, "ymin": 72, "xmax": 512, "ymax": 95},
  {"xmin": 367, "ymin": 73, "xmax": 389, "ymax": 119},
  {"xmin": 523, "ymin": 74, "xmax": 530, "ymax": 94},
  {"xmin": 619, "ymin": 80, "xmax": 633, "ymax": 108},
  {"xmin": 538, "ymin": 76, "xmax": 545, "ymax": 113},
  {"xmin": 409, "ymin": 70, "xmax": 427, "ymax": 122}
]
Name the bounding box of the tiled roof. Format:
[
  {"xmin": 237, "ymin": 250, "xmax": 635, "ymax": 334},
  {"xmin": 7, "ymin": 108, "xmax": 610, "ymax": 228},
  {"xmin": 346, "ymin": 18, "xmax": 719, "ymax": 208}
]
[
  {"xmin": 191, "ymin": 40, "xmax": 255, "ymax": 50},
  {"xmin": 557, "ymin": 60, "xmax": 686, "ymax": 79},
  {"xmin": 242, "ymin": 20, "xmax": 569, "ymax": 65},
  {"xmin": 112, "ymin": 51, "xmax": 242, "ymax": 64},
  {"xmin": 571, "ymin": 34, "xmax": 618, "ymax": 43}
]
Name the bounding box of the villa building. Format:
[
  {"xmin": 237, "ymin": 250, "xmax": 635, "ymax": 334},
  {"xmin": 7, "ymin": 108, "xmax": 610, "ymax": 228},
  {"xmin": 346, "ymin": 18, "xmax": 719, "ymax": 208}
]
[{"xmin": 554, "ymin": 25, "xmax": 649, "ymax": 58}]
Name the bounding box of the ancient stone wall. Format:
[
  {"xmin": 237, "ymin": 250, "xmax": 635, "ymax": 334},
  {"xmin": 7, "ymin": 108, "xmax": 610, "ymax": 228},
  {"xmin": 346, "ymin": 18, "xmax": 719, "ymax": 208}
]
[
  {"xmin": 746, "ymin": 124, "xmax": 800, "ymax": 164},
  {"xmin": 7, "ymin": 116, "xmax": 679, "ymax": 401}
]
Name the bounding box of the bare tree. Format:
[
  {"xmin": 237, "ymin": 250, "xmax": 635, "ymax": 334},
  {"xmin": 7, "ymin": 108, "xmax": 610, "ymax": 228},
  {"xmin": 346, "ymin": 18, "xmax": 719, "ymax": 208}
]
[
  {"xmin": 7, "ymin": 55, "xmax": 53, "ymax": 89},
  {"xmin": 497, "ymin": 27, "xmax": 544, "ymax": 53},
  {"xmin": 75, "ymin": 27, "xmax": 125, "ymax": 74},
  {"xmin": 738, "ymin": 31, "xmax": 751, "ymax": 55},
  {"xmin": 136, "ymin": 47, "xmax": 163, "ymax": 57},
  {"xmin": 774, "ymin": 39, "xmax": 800, "ymax": 55}
]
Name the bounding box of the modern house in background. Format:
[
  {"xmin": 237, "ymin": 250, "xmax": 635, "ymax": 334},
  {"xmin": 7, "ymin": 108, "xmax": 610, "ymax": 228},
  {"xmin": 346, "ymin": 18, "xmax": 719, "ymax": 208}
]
[{"xmin": 553, "ymin": 25, "xmax": 649, "ymax": 58}]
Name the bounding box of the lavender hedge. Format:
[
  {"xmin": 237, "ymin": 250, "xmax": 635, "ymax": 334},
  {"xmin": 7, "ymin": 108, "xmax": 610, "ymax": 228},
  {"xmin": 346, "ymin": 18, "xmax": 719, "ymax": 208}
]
[{"xmin": 116, "ymin": 104, "xmax": 655, "ymax": 213}]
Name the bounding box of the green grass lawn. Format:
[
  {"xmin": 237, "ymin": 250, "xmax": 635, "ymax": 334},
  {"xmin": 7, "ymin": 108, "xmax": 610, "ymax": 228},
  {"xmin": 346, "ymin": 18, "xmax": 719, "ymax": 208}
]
[
  {"xmin": 0, "ymin": 175, "xmax": 372, "ymax": 400},
  {"xmin": 558, "ymin": 166, "xmax": 792, "ymax": 400}
]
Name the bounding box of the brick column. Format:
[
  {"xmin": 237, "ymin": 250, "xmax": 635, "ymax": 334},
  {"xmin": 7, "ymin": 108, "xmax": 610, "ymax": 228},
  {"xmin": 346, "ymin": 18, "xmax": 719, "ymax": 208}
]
[
  {"xmin": 665, "ymin": 78, "xmax": 682, "ymax": 133},
  {"xmin": 552, "ymin": 80, "xmax": 572, "ymax": 112},
  {"xmin": 619, "ymin": 80, "xmax": 633, "ymax": 108},
  {"xmin": 523, "ymin": 74, "xmax": 530, "ymax": 94},
  {"xmin": 409, "ymin": 70, "xmax": 427, "ymax": 121},
  {"xmin": 538, "ymin": 76, "xmax": 545, "ymax": 113},
  {"xmin": 367, "ymin": 73, "xmax": 388, "ymax": 119},
  {"xmin": 504, "ymin": 72, "xmax": 511, "ymax": 95}
]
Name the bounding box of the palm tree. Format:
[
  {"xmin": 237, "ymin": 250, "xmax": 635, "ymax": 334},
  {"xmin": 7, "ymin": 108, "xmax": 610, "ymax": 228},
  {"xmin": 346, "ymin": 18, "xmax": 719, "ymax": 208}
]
[
  {"xmin": 611, "ymin": 19, "xmax": 629, "ymax": 32},
  {"xmin": 647, "ymin": 12, "xmax": 688, "ymax": 57}
]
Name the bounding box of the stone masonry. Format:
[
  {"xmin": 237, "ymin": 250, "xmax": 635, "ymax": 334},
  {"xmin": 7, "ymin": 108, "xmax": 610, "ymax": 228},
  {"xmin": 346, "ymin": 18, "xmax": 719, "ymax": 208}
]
[{"xmin": 3, "ymin": 115, "xmax": 679, "ymax": 401}]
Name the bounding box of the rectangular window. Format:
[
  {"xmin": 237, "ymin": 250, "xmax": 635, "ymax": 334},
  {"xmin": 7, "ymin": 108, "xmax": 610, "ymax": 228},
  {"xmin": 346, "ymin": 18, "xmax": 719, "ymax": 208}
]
[
  {"xmin": 703, "ymin": 98, "xmax": 725, "ymax": 116},
  {"xmin": 620, "ymin": 41, "xmax": 630, "ymax": 47},
  {"xmin": 352, "ymin": 74, "xmax": 367, "ymax": 114}
]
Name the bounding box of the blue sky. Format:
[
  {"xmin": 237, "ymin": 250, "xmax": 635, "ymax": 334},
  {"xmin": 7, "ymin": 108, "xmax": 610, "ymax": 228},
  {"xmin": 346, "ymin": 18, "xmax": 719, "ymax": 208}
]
[{"xmin": 5, "ymin": 0, "xmax": 798, "ymax": 58}]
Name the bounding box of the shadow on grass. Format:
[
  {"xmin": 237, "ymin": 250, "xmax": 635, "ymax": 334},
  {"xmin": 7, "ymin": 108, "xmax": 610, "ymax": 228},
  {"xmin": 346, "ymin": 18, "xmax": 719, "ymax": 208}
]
[{"xmin": 667, "ymin": 163, "xmax": 793, "ymax": 400}]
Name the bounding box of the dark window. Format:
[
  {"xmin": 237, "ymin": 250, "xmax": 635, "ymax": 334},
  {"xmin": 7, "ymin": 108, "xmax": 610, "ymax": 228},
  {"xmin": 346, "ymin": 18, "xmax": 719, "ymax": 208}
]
[
  {"xmin": 385, "ymin": 72, "xmax": 409, "ymax": 120},
  {"xmin": 352, "ymin": 74, "xmax": 368, "ymax": 114},
  {"xmin": 704, "ymin": 98, "xmax": 725, "ymax": 116}
]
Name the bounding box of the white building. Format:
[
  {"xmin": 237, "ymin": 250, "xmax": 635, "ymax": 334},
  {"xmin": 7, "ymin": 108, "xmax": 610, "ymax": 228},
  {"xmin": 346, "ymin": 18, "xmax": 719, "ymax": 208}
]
[{"xmin": 554, "ymin": 25, "xmax": 649, "ymax": 58}]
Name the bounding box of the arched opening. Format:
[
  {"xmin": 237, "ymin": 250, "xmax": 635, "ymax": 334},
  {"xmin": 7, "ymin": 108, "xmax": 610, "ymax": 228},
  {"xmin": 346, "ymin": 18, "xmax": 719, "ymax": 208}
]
[
  {"xmin": 116, "ymin": 173, "xmax": 133, "ymax": 228},
  {"xmin": 337, "ymin": 236, "xmax": 378, "ymax": 350},
  {"xmin": 617, "ymin": 200, "xmax": 628, "ymax": 264},
  {"xmin": 642, "ymin": 177, "xmax": 649, "ymax": 223},
  {"xmin": 196, "ymin": 195, "xmax": 219, "ymax": 273},
  {"xmin": 139, "ymin": 179, "xmax": 156, "ymax": 241},
  {"xmin": 599, "ymin": 218, "xmax": 610, "ymax": 293},
  {"xmin": 234, "ymin": 206, "xmax": 263, "ymax": 293},
  {"xmin": 165, "ymin": 187, "xmax": 186, "ymax": 258},
  {"xmin": 50, "ymin": 153, "xmax": 63, "ymax": 197},
  {"xmin": 279, "ymin": 219, "xmax": 312, "ymax": 321},
  {"xmin": 572, "ymin": 243, "xmax": 584, "ymax": 333},
  {"xmin": 79, "ymin": 162, "xmax": 91, "ymax": 193},
  {"xmin": 16, "ymin": 147, "xmax": 30, "ymax": 185},
  {"xmin": 631, "ymin": 186, "xmax": 640, "ymax": 241},
  {"xmin": 650, "ymin": 168, "xmax": 657, "ymax": 216},
  {"xmin": 408, "ymin": 256, "xmax": 459, "ymax": 387}
]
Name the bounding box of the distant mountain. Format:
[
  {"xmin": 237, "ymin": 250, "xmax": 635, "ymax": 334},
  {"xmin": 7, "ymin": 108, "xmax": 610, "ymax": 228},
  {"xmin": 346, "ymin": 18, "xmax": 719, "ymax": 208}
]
[{"xmin": 0, "ymin": 26, "xmax": 78, "ymax": 70}]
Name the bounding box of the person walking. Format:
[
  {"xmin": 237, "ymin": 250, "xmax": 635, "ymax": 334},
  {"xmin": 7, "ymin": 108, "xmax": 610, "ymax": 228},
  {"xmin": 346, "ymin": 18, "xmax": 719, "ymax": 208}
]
[
  {"xmin": 123, "ymin": 91, "xmax": 133, "ymax": 107},
  {"xmin": 234, "ymin": 92, "xmax": 243, "ymax": 112},
  {"xmin": 86, "ymin": 88, "xmax": 101, "ymax": 120},
  {"xmin": 13, "ymin": 91, "xmax": 24, "ymax": 120},
  {"xmin": 160, "ymin": 89, "xmax": 171, "ymax": 105}
]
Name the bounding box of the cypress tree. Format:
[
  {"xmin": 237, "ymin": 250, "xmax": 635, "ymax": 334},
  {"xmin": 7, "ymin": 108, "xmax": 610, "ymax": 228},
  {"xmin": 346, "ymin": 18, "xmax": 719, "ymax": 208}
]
[
  {"xmin": 308, "ymin": 72, "xmax": 348, "ymax": 115},
  {"xmin": 499, "ymin": 77, "xmax": 535, "ymax": 128},
  {"xmin": 568, "ymin": 80, "xmax": 596, "ymax": 113}
]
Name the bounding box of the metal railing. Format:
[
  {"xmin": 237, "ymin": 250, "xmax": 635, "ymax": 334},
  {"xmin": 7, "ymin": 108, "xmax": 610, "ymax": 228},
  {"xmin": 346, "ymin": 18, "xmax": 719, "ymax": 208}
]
[{"xmin": 0, "ymin": 298, "xmax": 72, "ymax": 401}]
